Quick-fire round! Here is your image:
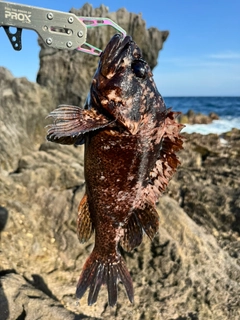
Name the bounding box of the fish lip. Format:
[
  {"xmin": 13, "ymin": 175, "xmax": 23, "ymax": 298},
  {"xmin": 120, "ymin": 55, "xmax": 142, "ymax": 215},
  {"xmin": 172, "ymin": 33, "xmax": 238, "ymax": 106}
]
[
  {"xmin": 99, "ymin": 34, "xmax": 133, "ymax": 77},
  {"xmin": 107, "ymin": 34, "xmax": 132, "ymax": 57}
]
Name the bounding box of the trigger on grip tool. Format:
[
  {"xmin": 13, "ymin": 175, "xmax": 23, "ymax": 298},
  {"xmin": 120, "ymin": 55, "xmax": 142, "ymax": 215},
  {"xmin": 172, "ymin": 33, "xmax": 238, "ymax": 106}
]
[{"xmin": 3, "ymin": 26, "xmax": 22, "ymax": 51}]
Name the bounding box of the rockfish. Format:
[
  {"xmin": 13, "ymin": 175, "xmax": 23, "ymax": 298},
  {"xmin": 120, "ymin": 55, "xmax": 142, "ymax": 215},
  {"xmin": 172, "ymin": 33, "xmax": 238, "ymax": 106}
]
[{"xmin": 47, "ymin": 34, "xmax": 184, "ymax": 306}]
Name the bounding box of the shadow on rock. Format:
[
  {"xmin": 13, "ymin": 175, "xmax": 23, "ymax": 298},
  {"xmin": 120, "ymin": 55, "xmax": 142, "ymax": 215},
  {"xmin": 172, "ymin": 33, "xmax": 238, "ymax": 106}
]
[
  {"xmin": 0, "ymin": 206, "xmax": 8, "ymax": 240},
  {"xmin": 0, "ymin": 286, "xmax": 9, "ymax": 320},
  {"xmin": 0, "ymin": 272, "xmax": 93, "ymax": 320},
  {"xmin": 0, "ymin": 270, "xmax": 16, "ymax": 320},
  {"xmin": 26, "ymin": 274, "xmax": 58, "ymax": 301},
  {"xmin": 0, "ymin": 207, "xmax": 9, "ymax": 319}
]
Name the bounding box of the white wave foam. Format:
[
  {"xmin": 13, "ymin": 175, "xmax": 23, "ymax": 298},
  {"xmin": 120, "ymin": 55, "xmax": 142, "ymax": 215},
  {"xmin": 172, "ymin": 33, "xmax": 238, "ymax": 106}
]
[{"xmin": 182, "ymin": 117, "xmax": 240, "ymax": 135}]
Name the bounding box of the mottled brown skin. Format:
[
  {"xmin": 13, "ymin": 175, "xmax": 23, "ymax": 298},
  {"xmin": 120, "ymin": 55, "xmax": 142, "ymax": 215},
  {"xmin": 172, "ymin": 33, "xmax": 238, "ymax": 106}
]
[{"xmin": 47, "ymin": 34, "xmax": 184, "ymax": 306}]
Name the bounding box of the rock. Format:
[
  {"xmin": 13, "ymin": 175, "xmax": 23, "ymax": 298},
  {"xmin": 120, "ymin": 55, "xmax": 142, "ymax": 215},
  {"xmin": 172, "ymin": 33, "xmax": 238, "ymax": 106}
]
[
  {"xmin": 178, "ymin": 109, "xmax": 219, "ymax": 124},
  {"xmin": 0, "ymin": 272, "xmax": 90, "ymax": 320},
  {"xmin": 209, "ymin": 112, "xmax": 219, "ymax": 121},
  {"xmin": 168, "ymin": 130, "xmax": 240, "ymax": 261},
  {"xmin": 36, "ymin": 3, "xmax": 169, "ymax": 107},
  {"xmin": 154, "ymin": 196, "xmax": 240, "ymax": 319},
  {"xmin": 0, "ymin": 67, "xmax": 52, "ymax": 172}
]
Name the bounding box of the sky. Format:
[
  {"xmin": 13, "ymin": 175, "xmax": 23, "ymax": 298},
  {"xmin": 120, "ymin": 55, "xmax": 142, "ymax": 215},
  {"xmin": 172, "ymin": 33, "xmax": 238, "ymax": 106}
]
[{"xmin": 0, "ymin": 0, "xmax": 240, "ymax": 96}]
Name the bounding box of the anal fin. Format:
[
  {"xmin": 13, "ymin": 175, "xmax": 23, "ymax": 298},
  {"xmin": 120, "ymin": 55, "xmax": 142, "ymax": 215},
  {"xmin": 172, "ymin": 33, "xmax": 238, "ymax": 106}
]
[
  {"xmin": 121, "ymin": 212, "xmax": 143, "ymax": 252},
  {"xmin": 77, "ymin": 194, "xmax": 94, "ymax": 243},
  {"xmin": 121, "ymin": 203, "xmax": 159, "ymax": 251},
  {"xmin": 136, "ymin": 203, "xmax": 159, "ymax": 241}
]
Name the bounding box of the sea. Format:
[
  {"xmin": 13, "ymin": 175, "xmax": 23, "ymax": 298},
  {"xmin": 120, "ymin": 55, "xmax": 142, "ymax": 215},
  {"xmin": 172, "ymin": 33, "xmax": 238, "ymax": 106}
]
[{"xmin": 163, "ymin": 97, "xmax": 240, "ymax": 135}]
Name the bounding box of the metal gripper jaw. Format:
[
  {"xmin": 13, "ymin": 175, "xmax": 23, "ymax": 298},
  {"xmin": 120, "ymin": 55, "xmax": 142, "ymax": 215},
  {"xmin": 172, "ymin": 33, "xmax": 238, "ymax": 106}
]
[{"xmin": 0, "ymin": 1, "xmax": 126, "ymax": 56}]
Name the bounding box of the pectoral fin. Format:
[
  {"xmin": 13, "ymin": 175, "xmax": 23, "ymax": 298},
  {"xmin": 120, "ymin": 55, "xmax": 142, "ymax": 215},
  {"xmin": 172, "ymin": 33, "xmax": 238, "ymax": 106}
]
[{"xmin": 46, "ymin": 105, "xmax": 112, "ymax": 145}]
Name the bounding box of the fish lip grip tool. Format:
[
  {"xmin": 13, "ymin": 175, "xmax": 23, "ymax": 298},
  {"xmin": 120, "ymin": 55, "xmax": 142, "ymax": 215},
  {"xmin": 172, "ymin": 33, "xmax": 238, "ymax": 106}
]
[
  {"xmin": 0, "ymin": 1, "xmax": 126, "ymax": 55},
  {"xmin": 77, "ymin": 17, "xmax": 127, "ymax": 56}
]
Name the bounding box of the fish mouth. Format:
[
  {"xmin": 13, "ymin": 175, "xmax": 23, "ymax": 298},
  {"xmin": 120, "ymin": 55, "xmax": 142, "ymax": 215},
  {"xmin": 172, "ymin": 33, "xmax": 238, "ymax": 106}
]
[{"xmin": 100, "ymin": 34, "xmax": 137, "ymax": 77}]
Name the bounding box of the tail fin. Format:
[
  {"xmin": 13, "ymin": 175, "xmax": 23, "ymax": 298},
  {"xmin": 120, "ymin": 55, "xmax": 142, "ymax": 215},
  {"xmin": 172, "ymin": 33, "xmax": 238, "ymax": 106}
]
[{"xmin": 76, "ymin": 250, "xmax": 134, "ymax": 307}]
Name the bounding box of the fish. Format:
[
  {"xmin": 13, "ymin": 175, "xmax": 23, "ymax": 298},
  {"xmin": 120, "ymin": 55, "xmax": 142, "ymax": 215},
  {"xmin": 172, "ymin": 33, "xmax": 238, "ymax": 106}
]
[{"xmin": 46, "ymin": 33, "xmax": 184, "ymax": 307}]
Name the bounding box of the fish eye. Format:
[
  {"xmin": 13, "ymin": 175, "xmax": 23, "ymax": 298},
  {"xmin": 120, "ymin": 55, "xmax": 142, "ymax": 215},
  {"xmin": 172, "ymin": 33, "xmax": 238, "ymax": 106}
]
[{"xmin": 131, "ymin": 60, "xmax": 147, "ymax": 78}]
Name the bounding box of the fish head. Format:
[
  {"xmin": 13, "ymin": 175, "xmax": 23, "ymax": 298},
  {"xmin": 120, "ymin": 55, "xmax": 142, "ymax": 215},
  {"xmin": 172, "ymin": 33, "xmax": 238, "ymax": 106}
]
[{"xmin": 91, "ymin": 34, "xmax": 165, "ymax": 134}]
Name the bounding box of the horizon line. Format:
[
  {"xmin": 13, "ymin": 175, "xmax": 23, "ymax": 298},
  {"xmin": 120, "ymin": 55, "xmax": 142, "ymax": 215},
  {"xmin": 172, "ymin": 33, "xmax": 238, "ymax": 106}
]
[{"xmin": 163, "ymin": 95, "xmax": 240, "ymax": 98}]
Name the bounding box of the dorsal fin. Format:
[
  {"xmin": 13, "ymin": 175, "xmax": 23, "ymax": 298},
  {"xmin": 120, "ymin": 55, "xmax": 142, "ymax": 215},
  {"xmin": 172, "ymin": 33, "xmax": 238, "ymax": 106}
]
[{"xmin": 143, "ymin": 110, "xmax": 184, "ymax": 204}]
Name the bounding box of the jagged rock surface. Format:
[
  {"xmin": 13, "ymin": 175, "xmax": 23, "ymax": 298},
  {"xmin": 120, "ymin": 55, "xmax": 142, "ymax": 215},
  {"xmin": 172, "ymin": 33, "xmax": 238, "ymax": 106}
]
[
  {"xmin": 0, "ymin": 273, "xmax": 91, "ymax": 320},
  {"xmin": 0, "ymin": 67, "xmax": 52, "ymax": 172},
  {"xmin": 37, "ymin": 3, "xmax": 169, "ymax": 107},
  {"xmin": 168, "ymin": 130, "xmax": 240, "ymax": 259}
]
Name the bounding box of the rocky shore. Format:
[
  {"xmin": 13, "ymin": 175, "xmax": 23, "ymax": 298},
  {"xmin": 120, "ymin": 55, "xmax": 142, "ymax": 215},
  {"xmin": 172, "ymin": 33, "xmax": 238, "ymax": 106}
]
[
  {"xmin": 0, "ymin": 4, "xmax": 240, "ymax": 320},
  {"xmin": 178, "ymin": 109, "xmax": 219, "ymax": 124}
]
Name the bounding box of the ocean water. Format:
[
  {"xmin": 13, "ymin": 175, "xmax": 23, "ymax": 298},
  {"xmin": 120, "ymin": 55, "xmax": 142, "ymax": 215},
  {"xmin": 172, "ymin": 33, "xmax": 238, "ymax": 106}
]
[{"xmin": 163, "ymin": 97, "xmax": 240, "ymax": 135}]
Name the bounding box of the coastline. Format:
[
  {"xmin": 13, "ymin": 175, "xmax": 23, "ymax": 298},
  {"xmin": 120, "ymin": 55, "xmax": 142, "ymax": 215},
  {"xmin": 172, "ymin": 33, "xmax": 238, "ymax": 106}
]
[{"xmin": 183, "ymin": 117, "xmax": 240, "ymax": 135}]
